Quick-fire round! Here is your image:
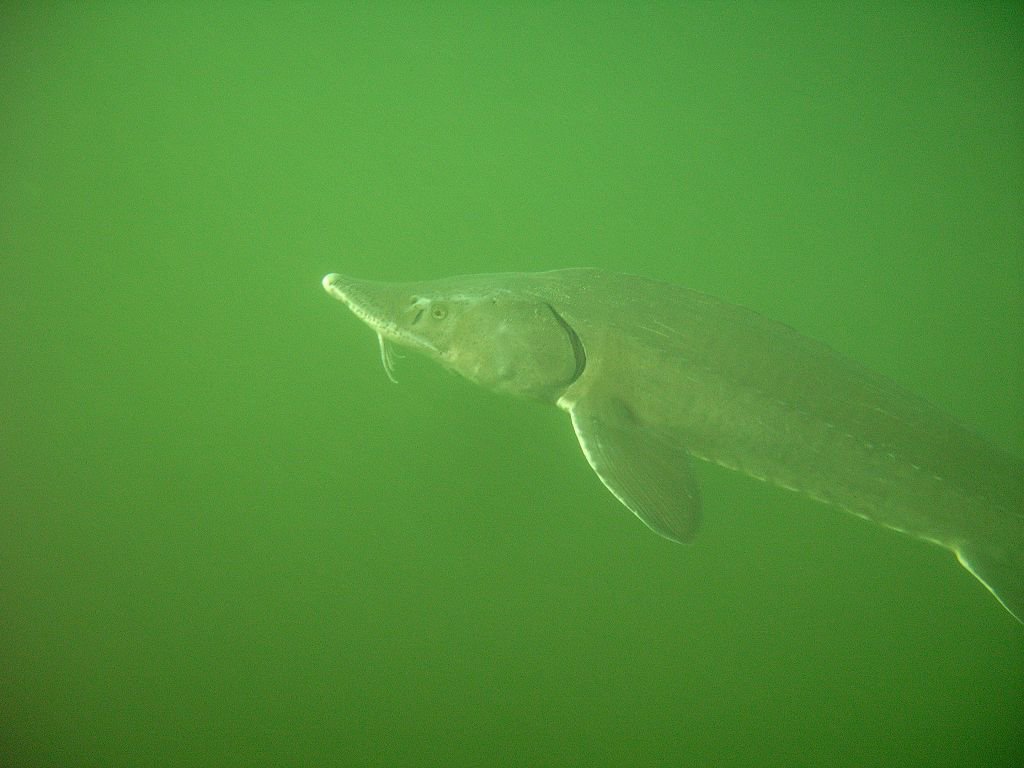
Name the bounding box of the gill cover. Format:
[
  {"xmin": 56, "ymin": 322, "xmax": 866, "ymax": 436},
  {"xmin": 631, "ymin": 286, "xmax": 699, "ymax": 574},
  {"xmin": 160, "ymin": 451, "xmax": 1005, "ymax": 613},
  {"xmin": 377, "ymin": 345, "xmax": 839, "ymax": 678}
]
[{"xmin": 443, "ymin": 297, "xmax": 586, "ymax": 400}]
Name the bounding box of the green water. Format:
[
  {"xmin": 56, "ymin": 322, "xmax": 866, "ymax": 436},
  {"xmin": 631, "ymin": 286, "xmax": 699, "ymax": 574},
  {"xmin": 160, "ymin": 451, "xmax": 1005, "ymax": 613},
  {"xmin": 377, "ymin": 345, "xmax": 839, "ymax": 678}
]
[{"xmin": 2, "ymin": 3, "xmax": 1022, "ymax": 766}]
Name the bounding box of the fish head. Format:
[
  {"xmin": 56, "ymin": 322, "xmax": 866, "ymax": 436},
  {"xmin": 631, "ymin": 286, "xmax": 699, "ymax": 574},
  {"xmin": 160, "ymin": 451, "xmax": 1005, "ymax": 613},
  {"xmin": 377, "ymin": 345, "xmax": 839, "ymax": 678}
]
[{"xmin": 322, "ymin": 272, "xmax": 586, "ymax": 400}]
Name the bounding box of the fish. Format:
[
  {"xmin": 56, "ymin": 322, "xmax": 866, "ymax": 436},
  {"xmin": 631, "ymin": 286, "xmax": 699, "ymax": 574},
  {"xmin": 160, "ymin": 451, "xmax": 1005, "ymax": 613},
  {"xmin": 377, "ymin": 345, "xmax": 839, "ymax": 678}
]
[{"xmin": 321, "ymin": 268, "xmax": 1024, "ymax": 624}]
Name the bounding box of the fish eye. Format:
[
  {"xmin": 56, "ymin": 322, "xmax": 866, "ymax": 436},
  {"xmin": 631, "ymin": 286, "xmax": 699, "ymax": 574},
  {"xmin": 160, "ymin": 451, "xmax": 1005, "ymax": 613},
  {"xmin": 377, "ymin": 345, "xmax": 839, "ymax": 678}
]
[{"xmin": 430, "ymin": 304, "xmax": 448, "ymax": 320}]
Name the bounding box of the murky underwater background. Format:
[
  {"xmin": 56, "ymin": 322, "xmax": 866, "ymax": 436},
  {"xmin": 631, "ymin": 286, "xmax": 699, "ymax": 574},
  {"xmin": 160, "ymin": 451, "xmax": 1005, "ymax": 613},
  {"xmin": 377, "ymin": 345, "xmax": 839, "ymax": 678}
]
[{"xmin": 2, "ymin": 3, "xmax": 1022, "ymax": 766}]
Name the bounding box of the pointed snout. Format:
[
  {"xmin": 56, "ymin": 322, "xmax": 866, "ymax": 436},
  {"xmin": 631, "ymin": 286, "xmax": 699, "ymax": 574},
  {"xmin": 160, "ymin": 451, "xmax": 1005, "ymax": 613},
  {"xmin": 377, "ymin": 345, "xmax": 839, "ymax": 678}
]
[
  {"xmin": 322, "ymin": 271, "xmax": 381, "ymax": 322},
  {"xmin": 322, "ymin": 272, "xmax": 369, "ymax": 309},
  {"xmin": 322, "ymin": 272, "xmax": 387, "ymax": 302},
  {"xmin": 322, "ymin": 272, "xmax": 347, "ymax": 299},
  {"xmin": 321, "ymin": 272, "xmax": 406, "ymax": 334}
]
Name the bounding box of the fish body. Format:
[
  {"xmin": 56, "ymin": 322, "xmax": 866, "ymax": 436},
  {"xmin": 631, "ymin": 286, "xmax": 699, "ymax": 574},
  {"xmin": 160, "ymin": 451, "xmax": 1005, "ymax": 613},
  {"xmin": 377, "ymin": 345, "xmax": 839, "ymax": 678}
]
[{"xmin": 322, "ymin": 268, "xmax": 1023, "ymax": 623}]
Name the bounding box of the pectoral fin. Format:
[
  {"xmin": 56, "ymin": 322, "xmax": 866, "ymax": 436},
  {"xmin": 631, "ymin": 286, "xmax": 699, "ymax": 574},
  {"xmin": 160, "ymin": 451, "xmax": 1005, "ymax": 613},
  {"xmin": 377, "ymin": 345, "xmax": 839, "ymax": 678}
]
[{"xmin": 563, "ymin": 394, "xmax": 701, "ymax": 543}]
